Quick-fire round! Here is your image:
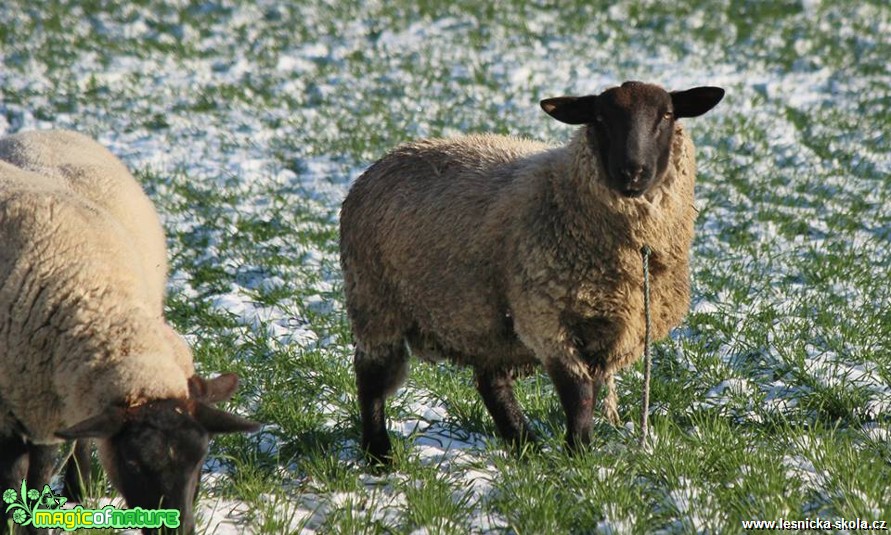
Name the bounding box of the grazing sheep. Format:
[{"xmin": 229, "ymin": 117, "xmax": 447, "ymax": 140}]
[
  {"xmin": 0, "ymin": 130, "xmax": 259, "ymax": 534},
  {"xmin": 340, "ymin": 81, "xmax": 724, "ymax": 460}
]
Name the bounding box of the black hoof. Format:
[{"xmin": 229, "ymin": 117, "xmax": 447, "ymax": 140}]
[{"xmin": 361, "ymin": 434, "xmax": 393, "ymax": 466}]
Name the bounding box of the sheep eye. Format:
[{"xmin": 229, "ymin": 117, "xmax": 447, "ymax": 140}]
[
  {"xmin": 662, "ymin": 111, "xmax": 673, "ymax": 121},
  {"xmin": 595, "ymin": 115, "xmax": 604, "ymax": 123}
]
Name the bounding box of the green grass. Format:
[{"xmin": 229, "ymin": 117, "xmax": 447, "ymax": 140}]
[{"xmin": 1, "ymin": 0, "xmax": 890, "ymax": 532}]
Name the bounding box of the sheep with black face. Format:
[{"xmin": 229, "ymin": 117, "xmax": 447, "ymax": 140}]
[
  {"xmin": 339, "ymin": 81, "xmax": 724, "ymax": 460},
  {"xmin": 0, "ymin": 130, "xmax": 260, "ymax": 534}
]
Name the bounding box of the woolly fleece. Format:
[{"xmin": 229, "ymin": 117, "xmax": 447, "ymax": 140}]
[
  {"xmin": 0, "ymin": 130, "xmax": 192, "ymax": 444},
  {"xmin": 341, "ymin": 124, "xmax": 696, "ymax": 388}
]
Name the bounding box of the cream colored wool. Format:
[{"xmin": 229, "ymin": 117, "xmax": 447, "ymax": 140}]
[
  {"xmin": 0, "ymin": 130, "xmax": 193, "ymax": 443},
  {"xmin": 341, "ymin": 125, "xmax": 697, "ymax": 419}
]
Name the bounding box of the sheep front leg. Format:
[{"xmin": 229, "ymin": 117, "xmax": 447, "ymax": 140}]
[
  {"xmin": 26, "ymin": 444, "xmax": 56, "ymax": 490},
  {"xmin": 474, "ymin": 367, "xmax": 539, "ymax": 449},
  {"xmin": 19, "ymin": 444, "xmax": 56, "ymax": 535},
  {"xmin": 354, "ymin": 342, "xmax": 409, "ymax": 463},
  {"xmin": 544, "ymin": 356, "xmax": 595, "ymax": 452},
  {"xmin": 1, "ymin": 434, "xmax": 28, "ymax": 535}
]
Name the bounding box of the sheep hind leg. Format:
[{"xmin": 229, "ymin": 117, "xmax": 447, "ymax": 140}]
[
  {"xmin": 0, "ymin": 434, "xmax": 28, "ymax": 535},
  {"xmin": 474, "ymin": 368, "xmax": 538, "ymax": 450},
  {"xmin": 354, "ymin": 341, "xmax": 409, "ymax": 463}
]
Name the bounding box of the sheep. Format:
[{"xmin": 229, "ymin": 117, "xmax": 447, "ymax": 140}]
[
  {"xmin": 340, "ymin": 81, "xmax": 724, "ymax": 460},
  {"xmin": 0, "ymin": 130, "xmax": 260, "ymax": 534}
]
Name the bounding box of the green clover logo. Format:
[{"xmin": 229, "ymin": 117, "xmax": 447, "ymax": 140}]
[
  {"xmin": 3, "ymin": 481, "xmax": 33, "ymax": 527},
  {"xmin": 4, "ymin": 480, "xmax": 69, "ymax": 526}
]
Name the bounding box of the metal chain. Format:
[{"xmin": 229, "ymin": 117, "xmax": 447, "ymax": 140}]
[{"xmin": 640, "ymin": 245, "xmax": 653, "ymax": 448}]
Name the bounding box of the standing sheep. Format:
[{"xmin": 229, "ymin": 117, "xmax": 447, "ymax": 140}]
[
  {"xmin": 340, "ymin": 81, "xmax": 724, "ymax": 460},
  {"xmin": 0, "ymin": 130, "xmax": 259, "ymax": 534}
]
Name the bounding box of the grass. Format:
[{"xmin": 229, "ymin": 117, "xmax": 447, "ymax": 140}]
[{"xmin": 1, "ymin": 0, "xmax": 890, "ymax": 532}]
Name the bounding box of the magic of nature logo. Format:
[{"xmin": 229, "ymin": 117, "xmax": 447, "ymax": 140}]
[{"xmin": 3, "ymin": 480, "xmax": 180, "ymax": 531}]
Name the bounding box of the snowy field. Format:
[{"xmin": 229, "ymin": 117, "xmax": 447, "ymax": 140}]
[{"xmin": 1, "ymin": 0, "xmax": 889, "ymax": 532}]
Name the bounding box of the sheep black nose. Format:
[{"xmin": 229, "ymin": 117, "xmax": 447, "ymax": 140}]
[{"xmin": 621, "ymin": 165, "xmax": 645, "ymax": 184}]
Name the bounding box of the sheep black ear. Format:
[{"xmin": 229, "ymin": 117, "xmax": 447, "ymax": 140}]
[
  {"xmin": 540, "ymin": 95, "xmax": 599, "ymax": 125},
  {"xmin": 193, "ymin": 403, "xmax": 261, "ymax": 435},
  {"xmin": 188, "ymin": 373, "xmax": 240, "ymax": 403},
  {"xmin": 670, "ymin": 87, "xmax": 725, "ymax": 118},
  {"xmin": 56, "ymin": 407, "xmax": 127, "ymax": 440}
]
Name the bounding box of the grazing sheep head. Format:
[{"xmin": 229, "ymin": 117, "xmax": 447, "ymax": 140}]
[
  {"xmin": 56, "ymin": 374, "xmax": 260, "ymax": 535},
  {"xmin": 541, "ymin": 81, "xmax": 724, "ymax": 197}
]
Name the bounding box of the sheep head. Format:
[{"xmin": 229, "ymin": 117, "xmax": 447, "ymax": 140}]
[
  {"xmin": 55, "ymin": 373, "xmax": 260, "ymax": 534},
  {"xmin": 541, "ymin": 81, "xmax": 724, "ymax": 197}
]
